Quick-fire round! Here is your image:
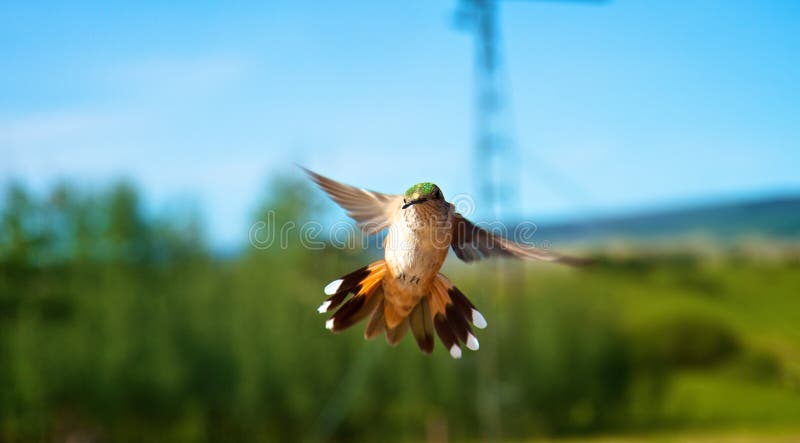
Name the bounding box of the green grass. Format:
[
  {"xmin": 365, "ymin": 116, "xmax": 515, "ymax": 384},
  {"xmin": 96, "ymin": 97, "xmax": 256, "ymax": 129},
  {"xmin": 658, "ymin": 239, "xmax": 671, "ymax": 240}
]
[
  {"xmin": 542, "ymin": 429, "xmax": 800, "ymax": 443},
  {"xmin": 3, "ymin": 181, "xmax": 800, "ymax": 442}
]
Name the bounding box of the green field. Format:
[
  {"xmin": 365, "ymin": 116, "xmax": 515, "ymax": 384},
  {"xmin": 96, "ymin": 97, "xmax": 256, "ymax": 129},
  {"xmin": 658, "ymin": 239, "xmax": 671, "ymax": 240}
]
[{"xmin": 2, "ymin": 181, "xmax": 800, "ymax": 442}]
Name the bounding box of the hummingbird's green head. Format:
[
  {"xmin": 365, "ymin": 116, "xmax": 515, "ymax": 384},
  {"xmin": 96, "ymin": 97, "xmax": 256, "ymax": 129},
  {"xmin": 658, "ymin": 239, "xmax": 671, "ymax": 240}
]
[{"xmin": 402, "ymin": 182, "xmax": 443, "ymax": 209}]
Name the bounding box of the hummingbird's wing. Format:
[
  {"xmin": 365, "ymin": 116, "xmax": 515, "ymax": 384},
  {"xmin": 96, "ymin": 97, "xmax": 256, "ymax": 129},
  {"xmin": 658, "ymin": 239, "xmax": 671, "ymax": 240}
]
[
  {"xmin": 302, "ymin": 167, "xmax": 403, "ymax": 235},
  {"xmin": 450, "ymin": 213, "xmax": 589, "ymax": 266}
]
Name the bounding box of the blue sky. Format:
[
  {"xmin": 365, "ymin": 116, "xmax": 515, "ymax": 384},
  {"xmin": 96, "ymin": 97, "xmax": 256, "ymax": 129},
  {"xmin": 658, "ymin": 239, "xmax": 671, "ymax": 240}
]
[{"xmin": 1, "ymin": 1, "xmax": 798, "ymax": 248}]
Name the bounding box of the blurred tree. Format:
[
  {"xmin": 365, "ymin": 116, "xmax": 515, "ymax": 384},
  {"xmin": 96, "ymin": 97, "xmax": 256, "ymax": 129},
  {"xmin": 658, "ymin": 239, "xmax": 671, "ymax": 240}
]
[
  {"xmin": 1, "ymin": 179, "xmax": 798, "ymax": 442},
  {"xmin": 104, "ymin": 183, "xmax": 151, "ymax": 264},
  {"xmin": 1, "ymin": 184, "xmax": 38, "ymax": 265}
]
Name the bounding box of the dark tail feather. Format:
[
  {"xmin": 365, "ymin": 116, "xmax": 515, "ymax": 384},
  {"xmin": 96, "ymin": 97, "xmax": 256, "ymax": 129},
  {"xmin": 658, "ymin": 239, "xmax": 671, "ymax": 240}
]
[
  {"xmin": 319, "ymin": 260, "xmax": 386, "ymax": 333},
  {"xmin": 430, "ymin": 273, "xmax": 486, "ymax": 359},
  {"xmin": 364, "ymin": 299, "xmax": 386, "ymax": 340},
  {"xmin": 408, "ymin": 298, "xmax": 434, "ymax": 354},
  {"xmin": 385, "ymin": 319, "xmax": 409, "ymax": 346}
]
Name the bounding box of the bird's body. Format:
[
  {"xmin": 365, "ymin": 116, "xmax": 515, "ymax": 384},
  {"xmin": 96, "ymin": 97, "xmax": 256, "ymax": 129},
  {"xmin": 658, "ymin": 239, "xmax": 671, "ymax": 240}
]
[
  {"xmin": 303, "ymin": 168, "xmax": 585, "ymax": 358},
  {"xmin": 383, "ymin": 197, "xmax": 453, "ymax": 326}
]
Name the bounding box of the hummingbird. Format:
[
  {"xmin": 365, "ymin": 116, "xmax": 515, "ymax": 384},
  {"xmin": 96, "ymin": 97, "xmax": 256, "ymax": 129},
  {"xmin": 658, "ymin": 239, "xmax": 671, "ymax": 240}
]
[{"xmin": 304, "ymin": 168, "xmax": 585, "ymax": 358}]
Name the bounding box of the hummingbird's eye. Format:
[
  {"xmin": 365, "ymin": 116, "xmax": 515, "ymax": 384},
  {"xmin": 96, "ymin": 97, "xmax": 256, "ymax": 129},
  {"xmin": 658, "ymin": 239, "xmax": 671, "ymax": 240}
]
[{"xmin": 434, "ymin": 189, "xmax": 442, "ymax": 199}]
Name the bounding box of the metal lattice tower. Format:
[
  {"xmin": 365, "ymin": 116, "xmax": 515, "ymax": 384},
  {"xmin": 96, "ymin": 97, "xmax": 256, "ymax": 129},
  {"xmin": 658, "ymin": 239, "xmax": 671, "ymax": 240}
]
[
  {"xmin": 456, "ymin": 0, "xmax": 604, "ymax": 220},
  {"xmin": 454, "ymin": 2, "xmax": 605, "ymax": 440},
  {"xmin": 457, "ymin": 0, "xmax": 520, "ymax": 220}
]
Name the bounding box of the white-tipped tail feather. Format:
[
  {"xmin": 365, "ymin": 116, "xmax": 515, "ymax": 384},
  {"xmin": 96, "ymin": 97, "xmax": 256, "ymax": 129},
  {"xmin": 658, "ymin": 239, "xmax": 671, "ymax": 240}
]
[
  {"xmin": 429, "ymin": 273, "xmax": 487, "ymax": 358},
  {"xmin": 317, "ymin": 265, "xmax": 486, "ymax": 358},
  {"xmin": 472, "ymin": 309, "xmax": 487, "ymax": 329},
  {"xmin": 319, "ymin": 260, "xmax": 387, "ymax": 335},
  {"xmin": 317, "ymin": 300, "xmax": 332, "ymax": 313},
  {"xmin": 324, "ymin": 279, "xmax": 343, "ymax": 295},
  {"xmin": 466, "ymin": 333, "xmax": 480, "ymax": 351}
]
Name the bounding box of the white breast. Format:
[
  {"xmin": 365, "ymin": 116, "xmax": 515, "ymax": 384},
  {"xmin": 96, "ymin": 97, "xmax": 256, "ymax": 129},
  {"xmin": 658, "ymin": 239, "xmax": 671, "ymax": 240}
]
[{"xmin": 384, "ymin": 203, "xmax": 452, "ymax": 292}]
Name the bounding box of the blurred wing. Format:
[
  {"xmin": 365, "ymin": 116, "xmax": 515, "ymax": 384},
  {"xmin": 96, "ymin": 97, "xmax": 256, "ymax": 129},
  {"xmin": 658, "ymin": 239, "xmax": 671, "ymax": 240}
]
[
  {"xmin": 450, "ymin": 213, "xmax": 589, "ymax": 266},
  {"xmin": 302, "ymin": 167, "xmax": 403, "ymax": 235}
]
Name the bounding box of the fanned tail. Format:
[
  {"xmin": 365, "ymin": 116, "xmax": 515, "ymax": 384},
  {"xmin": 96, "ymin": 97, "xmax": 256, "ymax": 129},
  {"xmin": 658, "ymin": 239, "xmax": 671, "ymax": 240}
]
[
  {"xmin": 317, "ymin": 265, "xmax": 487, "ymax": 358},
  {"xmin": 317, "ymin": 260, "xmax": 386, "ymax": 333},
  {"xmin": 428, "ymin": 273, "xmax": 487, "ymax": 359}
]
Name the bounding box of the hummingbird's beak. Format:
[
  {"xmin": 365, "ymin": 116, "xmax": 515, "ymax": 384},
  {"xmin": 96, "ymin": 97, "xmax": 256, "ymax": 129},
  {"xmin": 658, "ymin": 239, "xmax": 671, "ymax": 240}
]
[{"xmin": 402, "ymin": 197, "xmax": 427, "ymax": 209}]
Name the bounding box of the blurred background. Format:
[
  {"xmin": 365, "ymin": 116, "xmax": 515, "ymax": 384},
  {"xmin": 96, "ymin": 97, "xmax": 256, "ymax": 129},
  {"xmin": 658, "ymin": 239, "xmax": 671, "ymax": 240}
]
[{"xmin": 1, "ymin": 1, "xmax": 799, "ymax": 442}]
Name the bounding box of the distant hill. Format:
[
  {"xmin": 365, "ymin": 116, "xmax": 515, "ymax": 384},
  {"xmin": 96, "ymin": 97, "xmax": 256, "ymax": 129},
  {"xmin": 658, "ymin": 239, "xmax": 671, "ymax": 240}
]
[{"xmin": 530, "ymin": 195, "xmax": 800, "ymax": 244}]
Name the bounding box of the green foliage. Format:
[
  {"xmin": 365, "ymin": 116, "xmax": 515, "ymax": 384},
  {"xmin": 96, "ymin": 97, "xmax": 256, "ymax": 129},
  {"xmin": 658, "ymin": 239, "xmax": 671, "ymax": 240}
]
[
  {"xmin": 634, "ymin": 315, "xmax": 740, "ymax": 370},
  {"xmin": 1, "ymin": 180, "xmax": 799, "ymax": 442}
]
